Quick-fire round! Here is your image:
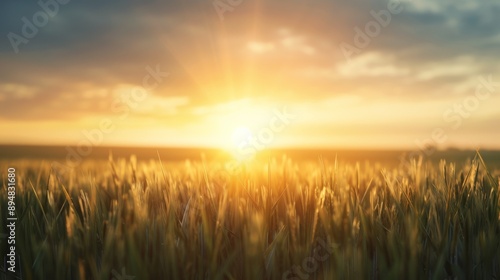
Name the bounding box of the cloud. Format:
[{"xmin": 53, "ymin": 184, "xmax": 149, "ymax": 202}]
[
  {"xmin": 336, "ymin": 52, "xmax": 410, "ymax": 78},
  {"xmin": 0, "ymin": 0, "xmax": 499, "ymax": 147}
]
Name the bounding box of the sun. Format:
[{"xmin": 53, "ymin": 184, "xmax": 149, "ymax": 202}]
[
  {"xmin": 210, "ymin": 99, "xmax": 279, "ymax": 156},
  {"xmin": 229, "ymin": 126, "xmax": 256, "ymax": 161},
  {"xmin": 231, "ymin": 126, "xmax": 253, "ymax": 144}
]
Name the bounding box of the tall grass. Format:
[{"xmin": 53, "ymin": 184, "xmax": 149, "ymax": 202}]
[{"xmin": 1, "ymin": 152, "xmax": 499, "ymax": 279}]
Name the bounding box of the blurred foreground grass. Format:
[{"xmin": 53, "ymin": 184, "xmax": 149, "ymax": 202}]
[{"xmin": 1, "ymin": 153, "xmax": 499, "ymax": 279}]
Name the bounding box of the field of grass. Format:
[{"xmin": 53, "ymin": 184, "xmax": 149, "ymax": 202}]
[{"xmin": 1, "ymin": 152, "xmax": 500, "ymax": 279}]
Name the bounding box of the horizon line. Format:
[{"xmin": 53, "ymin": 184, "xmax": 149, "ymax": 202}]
[{"xmin": 1, "ymin": 143, "xmax": 499, "ymax": 152}]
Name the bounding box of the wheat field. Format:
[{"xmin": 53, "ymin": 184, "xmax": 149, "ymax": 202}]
[{"xmin": 1, "ymin": 152, "xmax": 499, "ymax": 280}]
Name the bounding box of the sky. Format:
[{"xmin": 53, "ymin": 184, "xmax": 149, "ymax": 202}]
[{"xmin": 0, "ymin": 0, "xmax": 499, "ymax": 151}]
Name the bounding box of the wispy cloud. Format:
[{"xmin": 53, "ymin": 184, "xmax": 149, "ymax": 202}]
[{"xmin": 1, "ymin": 0, "xmax": 499, "ymax": 148}]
